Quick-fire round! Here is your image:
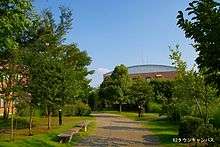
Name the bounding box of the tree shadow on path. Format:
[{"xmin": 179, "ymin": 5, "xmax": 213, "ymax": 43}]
[
  {"xmin": 101, "ymin": 126, "xmax": 148, "ymax": 132},
  {"xmin": 78, "ymin": 136, "xmax": 159, "ymax": 147}
]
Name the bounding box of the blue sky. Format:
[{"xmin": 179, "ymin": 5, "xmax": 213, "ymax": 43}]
[{"xmin": 34, "ymin": 0, "xmax": 196, "ymax": 87}]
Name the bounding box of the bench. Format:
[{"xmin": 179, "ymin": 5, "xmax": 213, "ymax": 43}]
[
  {"xmin": 76, "ymin": 121, "xmax": 90, "ymax": 132},
  {"xmin": 57, "ymin": 121, "xmax": 90, "ymax": 143}
]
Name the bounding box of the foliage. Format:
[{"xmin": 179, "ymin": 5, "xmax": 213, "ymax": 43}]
[
  {"xmin": 212, "ymin": 106, "xmax": 220, "ymax": 128},
  {"xmin": 88, "ymin": 89, "xmax": 100, "ymax": 111},
  {"xmin": 0, "ymin": 117, "xmax": 30, "ymax": 130},
  {"xmin": 0, "ymin": 0, "xmax": 33, "ymax": 53},
  {"xmin": 63, "ymin": 101, "xmax": 91, "ymax": 116},
  {"xmin": 20, "ymin": 7, "xmax": 92, "ymax": 129},
  {"xmin": 99, "ymin": 64, "xmax": 132, "ymax": 112},
  {"xmin": 150, "ymin": 80, "xmax": 174, "ymax": 102},
  {"xmin": 196, "ymin": 124, "xmax": 214, "ymax": 138},
  {"xmin": 0, "ymin": 116, "xmax": 95, "ymax": 147},
  {"xmin": 162, "ymin": 100, "xmax": 191, "ymax": 122},
  {"xmin": 63, "ymin": 105, "xmax": 75, "ymax": 116},
  {"xmin": 169, "ymin": 46, "xmax": 218, "ymax": 123},
  {"xmin": 99, "ymin": 76, "xmax": 117, "ymax": 102},
  {"xmin": 196, "ymin": 124, "xmax": 220, "ymax": 146},
  {"xmin": 178, "ymin": 116, "xmax": 203, "ymax": 138},
  {"xmin": 110, "ymin": 64, "xmax": 132, "ymax": 105},
  {"xmin": 177, "ymin": 0, "xmax": 220, "ymax": 92},
  {"xmin": 74, "ymin": 101, "xmax": 92, "ymax": 116},
  {"xmin": 129, "ymin": 77, "xmax": 154, "ymax": 109},
  {"xmin": 0, "ymin": 0, "xmax": 33, "ymax": 120},
  {"xmin": 15, "ymin": 101, "xmax": 30, "ymax": 117},
  {"xmin": 148, "ymin": 102, "xmax": 162, "ymax": 113}
]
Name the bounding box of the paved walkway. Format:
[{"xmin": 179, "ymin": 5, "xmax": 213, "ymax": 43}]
[{"xmin": 76, "ymin": 113, "xmax": 159, "ymax": 147}]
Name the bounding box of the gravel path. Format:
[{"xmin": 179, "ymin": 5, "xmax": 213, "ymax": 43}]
[{"xmin": 76, "ymin": 113, "xmax": 159, "ymax": 147}]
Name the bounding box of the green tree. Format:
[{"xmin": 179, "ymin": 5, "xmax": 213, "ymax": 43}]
[
  {"xmin": 99, "ymin": 65, "xmax": 131, "ymax": 112},
  {"xmin": 110, "ymin": 65, "xmax": 132, "ymax": 112},
  {"xmin": 0, "ymin": 0, "xmax": 33, "ymax": 140},
  {"xmin": 129, "ymin": 77, "xmax": 154, "ymax": 114},
  {"xmin": 150, "ymin": 80, "xmax": 174, "ymax": 103},
  {"xmin": 169, "ymin": 46, "xmax": 218, "ymax": 123},
  {"xmin": 0, "ymin": 0, "xmax": 32, "ymax": 120},
  {"xmin": 99, "ymin": 76, "xmax": 115, "ymax": 109},
  {"xmin": 177, "ymin": 0, "xmax": 220, "ymax": 92},
  {"xmin": 23, "ymin": 8, "xmax": 92, "ymax": 130}
]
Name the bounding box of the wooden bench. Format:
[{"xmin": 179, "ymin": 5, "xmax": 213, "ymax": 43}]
[
  {"xmin": 76, "ymin": 121, "xmax": 90, "ymax": 132},
  {"xmin": 57, "ymin": 121, "xmax": 90, "ymax": 143}
]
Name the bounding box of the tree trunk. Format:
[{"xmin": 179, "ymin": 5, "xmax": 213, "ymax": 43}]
[
  {"xmin": 119, "ymin": 103, "xmax": 122, "ymax": 112},
  {"xmin": 194, "ymin": 96, "xmax": 203, "ymax": 118},
  {"xmin": 7, "ymin": 101, "xmax": 10, "ymax": 116},
  {"xmin": 11, "ymin": 100, "xmax": 14, "ymax": 141},
  {"xmin": 47, "ymin": 110, "xmax": 51, "ymax": 130},
  {"xmin": 28, "ymin": 105, "xmax": 33, "ymax": 136},
  {"xmin": 204, "ymin": 87, "xmax": 208, "ymax": 125},
  {"xmin": 3, "ymin": 100, "xmax": 8, "ymax": 119}
]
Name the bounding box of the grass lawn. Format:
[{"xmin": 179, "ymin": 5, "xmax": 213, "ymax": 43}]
[
  {"xmin": 0, "ymin": 116, "xmax": 96, "ymax": 147},
  {"xmin": 102, "ymin": 111, "xmax": 185, "ymax": 147}
]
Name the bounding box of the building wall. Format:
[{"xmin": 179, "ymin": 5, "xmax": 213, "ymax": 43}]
[
  {"xmin": 0, "ymin": 99, "xmax": 15, "ymax": 116},
  {"xmin": 104, "ymin": 71, "xmax": 177, "ymax": 80},
  {"xmin": 130, "ymin": 71, "xmax": 177, "ymax": 80}
]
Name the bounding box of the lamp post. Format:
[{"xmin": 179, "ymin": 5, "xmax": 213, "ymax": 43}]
[{"xmin": 59, "ymin": 109, "xmax": 62, "ymax": 125}]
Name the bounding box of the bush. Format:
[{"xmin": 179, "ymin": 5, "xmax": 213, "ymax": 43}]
[
  {"xmin": 196, "ymin": 124, "xmax": 220, "ymax": 146},
  {"xmin": 148, "ymin": 102, "xmax": 162, "ymax": 113},
  {"xmin": 212, "ymin": 106, "xmax": 220, "ymax": 129},
  {"xmin": 15, "ymin": 102, "xmax": 29, "ymax": 116},
  {"xmin": 74, "ymin": 101, "xmax": 91, "ymax": 116},
  {"xmin": 179, "ymin": 116, "xmax": 203, "ymax": 138},
  {"xmin": 15, "ymin": 102, "xmax": 44, "ymax": 117},
  {"xmin": 63, "ymin": 101, "xmax": 91, "ymax": 116},
  {"xmin": 196, "ymin": 124, "xmax": 214, "ymax": 138},
  {"xmin": 63, "ymin": 105, "xmax": 75, "ymax": 116}
]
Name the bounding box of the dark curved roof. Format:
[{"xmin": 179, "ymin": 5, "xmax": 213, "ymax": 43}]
[{"xmin": 104, "ymin": 64, "xmax": 176, "ymax": 76}]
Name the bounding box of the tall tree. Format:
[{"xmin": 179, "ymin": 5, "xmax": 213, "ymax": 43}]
[
  {"xmin": 169, "ymin": 46, "xmax": 218, "ymax": 123},
  {"xmin": 23, "ymin": 7, "xmax": 92, "ymax": 130},
  {"xmin": 100, "ymin": 65, "xmax": 131, "ymax": 112},
  {"xmin": 0, "ymin": 0, "xmax": 33, "ymax": 120},
  {"xmin": 0, "ymin": 0, "xmax": 33, "ymax": 140},
  {"xmin": 177, "ymin": 0, "xmax": 220, "ymax": 92},
  {"xmin": 129, "ymin": 76, "xmax": 154, "ymax": 115}
]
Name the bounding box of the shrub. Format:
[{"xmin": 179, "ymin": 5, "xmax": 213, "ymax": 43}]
[
  {"xmin": 179, "ymin": 116, "xmax": 203, "ymax": 138},
  {"xmin": 63, "ymin": 105, "xmax": 75, "ymax": 116},
  {"xmin": 15, "ymin": 102, "xmax": 29, "ymax": 116},
  {"xmin": 63, "ymin": 101, "xmax": 91, "ymax": 116},
  {"xmin": 15, "ymin": 102, "xmax": 44, "ymax": 117},
  {"xmin": 196, "ymin": 124, "xmax": 220, "ymax": 146},
  {"xmin": 148, "ymin": 102, "xmax": 162, "ymax": 113},
  {"xmin": 196, "ymin": 124, "xmax": 214, "ymax": 138},
  {"xmin": 74, "ymin": 101, "xmax": 91, "ymax": 116},
  {"xmin": 212, "ymin": 106, "xmax": 220, "ymax": 129}
]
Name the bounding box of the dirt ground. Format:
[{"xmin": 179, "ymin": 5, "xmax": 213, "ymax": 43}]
[{"xmin": 76, "ymin": 113, "xmax": 159, "ymax": 147}]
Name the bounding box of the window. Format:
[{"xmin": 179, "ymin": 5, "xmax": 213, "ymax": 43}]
[{"xmin": 155, "ymin": 74, "xmax": 162, "ymax": 78}]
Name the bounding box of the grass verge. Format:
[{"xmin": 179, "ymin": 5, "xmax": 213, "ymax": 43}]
[{"xmin": 0, "ymin": 116, "xmax": 96, "ymax": 147}]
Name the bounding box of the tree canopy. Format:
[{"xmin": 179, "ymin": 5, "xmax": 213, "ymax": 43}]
[
  {"xmin": 177, "ymin": 0, "xmax": 220, "ymax": 91},
  {"xmin": 99, "ymin": 64, "xmax": 131, "ymax": 112},
  {"xmin": 129, "ymin": 77, "xmax": 154, "ymax": 107}
]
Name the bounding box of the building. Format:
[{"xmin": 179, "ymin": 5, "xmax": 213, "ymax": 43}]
[
  {"xmin": 104, "ymin": 64, "xmax": 177, "ymax": 80},
  {"xmin": 0, "ymin": 62, "xmax": 28, "ymax": 116},
  {"xmin": 0, "ymin": 99, "xmax": 4, "ymax": 115}
]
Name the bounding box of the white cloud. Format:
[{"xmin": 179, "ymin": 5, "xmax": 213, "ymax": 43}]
[
  {"xmin": 96, "ymin": 68, "xmax": 111, "ymax": 74},
  {"xmin": 88, "ymin": 67, "xmax": 111, "ymax": 88}
]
